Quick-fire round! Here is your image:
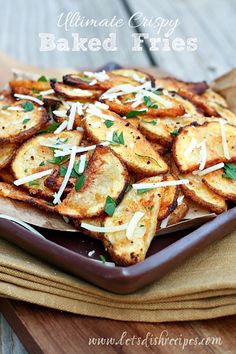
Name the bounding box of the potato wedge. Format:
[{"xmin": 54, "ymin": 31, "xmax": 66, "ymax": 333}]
[
  {"xmin": 63, "ymin": 72, "xmax": 139, "ymax": 91},
  {"xmin": 0, "ymin": 143, "xmax": 18, "ymax": 169},
  {"xmin": 0, "ymin": 90, "xmax": 15, "ymax": 108},
  {"xmin": 102, "ymin": 176, "xmax": 164, "ymax": 265},
  {"xmin": 0, "ymin": 182, "xmax": 55, "ymax": 213},
  {"xmin": 110, "ymin": 68, "xmax": 154, "ymax": 84},
  {"xmin": 158, "ymin": 174, "xmax": 179, "ymax": 220},
  {"xmin": 0, "ymin": 100, "xmax": 48, "ymax": 143},
  {"xmin": 155, "ymin": 77, "xmax": 209, "ymax": 95},
  {"xmin": 168, "ymin": 195, "xmax": 189, "ymax": 226},
  {"xmin": 51, "ymin": 82, "xmax": 102, "ymax": 100},
  {"xmin": 203, "ymin": 165, "xmax": 236, "ymax": 201},
  {"xmin": 83, "ymin": 108, "xmax": 168, "ymax": 175},
  {"xmin": 173, "ymin": 121, "xmax": 236, "ymax": 173},
  {"xmin": 9, "ymin": 79, "xmax": 51, "ymax": 94},
  {"xmin": 11, "ymin": 131, "xmax": 83, "ymax": 199},
  {"xmin": 56, "ymin": 146, "xmax": 128, "ymax": 218},
  {"xmin": 102, "ymin": 92, "xmax": 185, "ymax": 118},
  {"xmin": 172, "ymin": 163, "xmax": 227, "ymax": 214},
  {"xmin": 139, "ymin": 115, "xmax": 207, "ymax": 147}
]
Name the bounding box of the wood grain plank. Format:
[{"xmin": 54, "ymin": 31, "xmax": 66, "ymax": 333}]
[
  {"xmin": 1, "ymin": 299, "xmax": 236, "ymax": 354},
  {"xmin": 127, "ymin": 0, "xmax": 236, "ymax": 81},
  {"xmin": 0, "ymin": 0, "xmax": 149, "ymax": 68}
]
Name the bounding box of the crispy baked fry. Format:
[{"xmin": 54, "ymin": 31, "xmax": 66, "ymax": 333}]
[
  {"xmin": 173, "ymin": 121, "xmax": 236, "ymax": 173},
  {"xmin": 83, "ymin": 108, "xmax": 168, "ymax": 175},
  {"xmin": 0, "ymin": 143, "xmax": 18, "ymax": 169},
  {"xmin": 11, "ymin": 131, "xmax": 83, "ymax": 199},
  {"xmin": 102, "ymin": 176, "xmax": 164, "ymax": 265},
  {"xmin": 167, "ymin": 195, "xmax": 189, "ymax": 225},
  {"xmin": 110, "ymin": 68, "xmax": 154, "ymax": 84},
  {"xmin": 72, "ymin": 215, "xmax": 106, "ymax": 239},
  {"xmin": 9, "ymin": 79, "xmax": 51, "ymax": 93},
  {"xmin": 56, "ymin": 146, "xmax": 128, "ymax": 218},
  {"xmin": 51, "ymin": 82, "xmax": 102, "ymax": 100},
  {"xmin": 0, "ymin": 182, "xmax": 55, "ymax": 213},
  {"xmin": 172, "ymin": 163, "xmax": 227, "ymax": 214},
  {"xmin": 158, "ymin": 174, "xmax": 179, "ymax": 220},
  {"xmin": 0, "ymin": 100, "xmax": 48, "ymax": 143}
]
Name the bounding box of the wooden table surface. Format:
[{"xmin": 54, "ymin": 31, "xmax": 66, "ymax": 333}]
[{"xmin": 0, "ymin": 0, "xmax": 236, "ymax": 353}]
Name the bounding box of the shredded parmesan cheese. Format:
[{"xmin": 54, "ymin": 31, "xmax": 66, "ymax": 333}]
[
  {"xmin": 184, "ymin": 138, "xmax": 197, "ymax": 158},
  {"xmin": 14, "ymin": 169, "xmax": 53, "ymax": 186},
  {"xmin": 219, "ymin": 119, "xmax": 230, "ymax": 160},
  {"xmin": 86, "ymin": 104, "xmax": 114, "ymax": 121},
  {"xmin": 5, "ymin": 106, "xmax": 24, "ymax": 111},
  {"xmin": 88, "ymin": 250, "xmax": 95, "ymax": 257},
  {"xmin": 54, "ymin": 120, "xmax": 68, "ymax": 134},
  {"xmin": 67, "ymin": 102, "xmax": 77, "ymax": 130},
  {"xmin": 14, "ymin": 93, "xmax": 44, "ymax": 105},
  {"xmin": 132, "ymin": 73, "xmax": 145, "ymax": 83},
  {"xmin": 53, "ymin": 110, "xmax": 68, "ymax": 118},
  {"xmin": 198, "ymin": 140, "xmax": 207, "ymax": 170},
  {"xmin": 39, "ymin": 89, "xmax": 55, "ymax": 96},
  {"xmin": 177, "ymin": 195, "xmax": 185, "ymax": 206},
  {"xmin": 126, "ymin": 211, "xmax": 145, "ymax": 240},
  {"xmin": 192, "ymin": 162, "xmax": 224, "ymax": 176},
  {"xmin": 80, "ymin": 222, "xmax": 128, "ymax": 233},
  {"xmin": 78, "ymin": 154, "xmax": 87, "ymax": 174},
  {"xmin": 53, "ymin": 146, "xmax": 77, "ymax": 204},
  {"xmin": 160, "ymin": 215, "xmax": 170, "ymax": 229},
  {"xmin": 132, "ymin": 179, "xmax": 189, "ymax": 190},
  {"xmin": 54, "ymin": 141, "xmax": 110, "ymax": 157},
  {"xmin": 83, "ymin": 70, "xmax": 109, "ymax": 82}
]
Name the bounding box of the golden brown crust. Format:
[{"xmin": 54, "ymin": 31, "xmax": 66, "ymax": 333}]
[{"xmin": 51, "ymin": 81, "xmax": 102, "ymax": 100}]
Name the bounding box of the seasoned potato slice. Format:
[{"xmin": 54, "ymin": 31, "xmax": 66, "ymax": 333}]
[
  {"xmin": 0, "ymin": 100, "xmax": 47, "ymax": 143},
  {"xmin": 51, "ymin": 82, "xmax": 102, "ymax": 100},
  {"xmin": 149, "ymin": 141, "xmax": 168, "ymax": 155},
  {"xmin": 102, "ymin": 176, "xmax": 164, "ymax": 265},
  {"xmin": 0, "ymin": 143, "xmax": 18, "ymax": 169},
  {"xmin": 9, "ymin": 79, "xmax": 51, "ymax": 94},
  {"xmin": 173, "ymin": 121, "xmax": 236, "ymax": 173},
  {"xmin": 83, "ymin": 108, "xmax": 168, "ymax": 175},
  {"xmin": 203, "ymin": 165, "xmax": 236, "ymax": 201},
  {"xmin": 63, "ymin": 72, "xmax": 139, "ymax": 91},
  {"xmin": 158, "ymin": 174, "xmax": 179, "ymax": 220},
  {"xmin": 167, "ymin": 195, "xmax": 189, "ymax": 226},
  {"xmin": 0, "ymin": 90, "xmax": 15, "ymax": 108},
  {"xmin": 0, "ymin": 168, "xmax": 15, "ymax": 183},
  {"xmin": 172, "ymin": 163, "xmax": 227, "ymax": 214},
  {"xmin": 139, "ymin": 115, "xmax": 207, "ymax": 147},
  {"xmin": 110, "ymin": 69, "xmax": 153, "ymax": 84},
  {"xmin": 56, "ymin": 146, "xmax": 128, "ymax": 218},
  {"xmin": 102, "ymin": 92, "xmax": 185, "ymax": 118},
  {"xmin": 155, "ymin": 77, "xmax": 209, "ymax": 95},
  {"xmin": 0, "ymin": 182, "xmax": 55, "ymax": 213},
  {"xmin": 11, "ymin": 131, "xmax": 83, "ymax": 198}
]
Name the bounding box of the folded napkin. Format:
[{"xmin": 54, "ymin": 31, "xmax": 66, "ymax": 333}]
[{"xmin": 0, "ymin": 230, "xmax": 236, "ymax": 322}]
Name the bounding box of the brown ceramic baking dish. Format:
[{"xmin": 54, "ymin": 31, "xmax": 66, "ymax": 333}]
[{"xmin": 0, "ymin": 64, "xmax": 236, "ymax": 294}]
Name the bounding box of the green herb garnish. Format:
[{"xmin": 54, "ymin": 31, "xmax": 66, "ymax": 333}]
[
  {"xmin": 75, "ymin": 174, "xmax": 85, "ymax": 191},
  {"xmin": 1, "ymin": 105, "xmax": 10, "ymax": 110},
  {"xmin": 45, "ymin": 201, "xmax": 54, "ymax": 206},
  {"xmin": 170, "ymin": 129, "xmax": 179, "ymax": 136},
  {"xmin": 143, "ymin": 96, "xmax": 158, "ymax": 109},
  {"xmin": 78, "ymin": 76, "xmax": 92, "ymax": 83},
  {"xmin": 22, "ymin": 118, "xmax": 30, "ymax": 124},
  {"xmin": 48, "ymin": 155, "xmax": 70, "ymax": 165},
  {"xmin": 126, "ymin": 110, "xmax": 146, "ymax": 118},
  {"xmin": 21, "ymin": 101, "xmax": 34, "ymax": 112},
  {"xmin": 104, "ymin": 120, "xmax": 114, "ymax": 128},
  {"xmin": 222, "ymin": 163, "xmax": 236, "ymax": 181},
  {"xmin": 37, "ymin": 122, "xmax": 60, "ymax": 134},
  {"xmin": 125, "ymin": 184, "xmax": 132, "ymax": 193},
  {"xmin": 112, "ymin": 131, "xmax": 124, "ymax": 145},
  {"xmin": 32, "ymin": 88, "xmax": 40, "ymax": 94},
  {"xmin": 99, "ymin": 255, "xmax": 106, "ymax": 264},
  {"xmin": 39, "ymin": 161, "xmax": 45, "ymax": 167},
  {"xmin": 38, "ymin": 75, "xmax": 48, "ymax": 82},
  {"xmin": 28, "ymin": 181, "xmax": 39, "ymax": 186},
  {"xmin": 141, "ymin": 119, "xmax": 157, "ymax": 126},
  {"xmin": 137, "ymin": 188, "xmax": 153, "ymax": 194},
  {"xmin": 104, "ymin": 196, "xmax": 116, "ymax": 216}
]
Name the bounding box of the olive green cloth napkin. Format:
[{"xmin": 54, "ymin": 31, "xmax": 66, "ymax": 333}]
[{"xmin": 0, "ymin": 231, "xmax": 236, "ymax": 322}]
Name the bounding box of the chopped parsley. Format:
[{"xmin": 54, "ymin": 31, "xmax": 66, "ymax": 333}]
[
  {"xmin": 125, "ymin": 184, "xmax": 132, "ymax": 193},
  {"xmin": 170, "ymin": 129, "xmax": 179, "ymax": 136},
  {"xmin": 37, "ymin": 122, "xmax": 60, "ymax": 134},
  {"xmin": 22, "ymin": 118, "xmax": 30, "ymax": 124},
  {"xmin": 222, "ymin": 163, "xmax": 236, "ymax": 181},
  {"xmin": 75, "ymin": 174, "xmax": 85, "ymax": 191},
  {"xmin": 38, "ymin": 75, "xmax": 48, "ymax": 82},
  {"xmin": 148, "ymin": 205, "xmax": 154, "ymax": 211},
  {"xmin": 45, "ymin": 201, "xmax": 54, "ymax": 206},
  {"xmin": 78, "ymin": 76, "xmax": 92, "ymax": 83},
  {"xmin": 112, "ymin": 131, "xmax": 124, "ymax": 145},
  {"xmin": 126, "ymin": 110, "xmax": 147, "ymax": 118},
  {"xmin": 32, "ymin": 88, "xmax": 40, "ymax": 94},
  {"xmin": 143, "ymin": 96, "xmax": 158, "ymax": 109},
  {"xmin": 21, "ymin": 101, "xmax": 34, "ymax": 112},
  {"xmin": 28, "ymin": 181, "xmax": 39, "ymax": 186},
  {"xmin": 104, "ymin": 120, "xmax": 114, "ymax": 128},
  {"xmin": 99, "ymin": 255, "xmax": 106, "ymax": 264},
  {"xmin": 39, "ymin": 161, "xmax": 45, "ymax": 167},
  {"xmin": 48, "ymin": 155, "xmax": 70, "ymax": 165},
  {"xmin": 141, "ymin": 119, "xmax": 157, "ymax": 126},
  {"xmin": 104, "ymin": 196, "xmax": 116, "ymax": 216},
  {"xmin": 1, "ymin": 105, "xmax": 10, "ymax": 110},
  {"xmin": 137, "ymin": 188, "xmax": 153, "ymax": 194},
  {"xmin": 154, "ymin": 89, "xmax": 163, "ymax": 95}
]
